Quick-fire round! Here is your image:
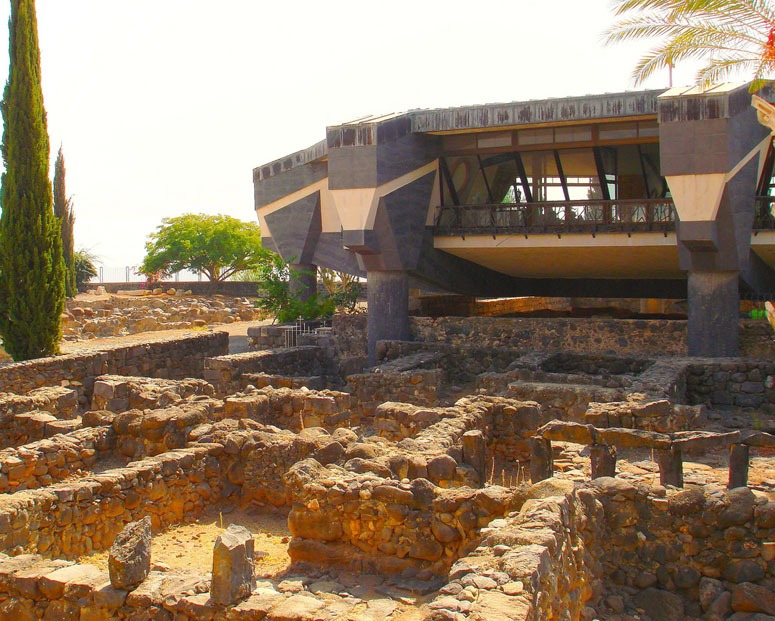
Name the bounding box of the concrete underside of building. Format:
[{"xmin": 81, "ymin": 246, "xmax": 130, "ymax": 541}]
[{"xmin": 253, "ymin": 82, "xmax": 775, "ymax": 360}]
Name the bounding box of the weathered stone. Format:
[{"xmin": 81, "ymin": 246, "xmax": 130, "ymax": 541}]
[
  {"xmin": 108, "ymin": 516, "xmax": 152, "ymax": 590},
  {"xmin": 719, "ymin": 487, "xmax": 756, "ymax": 527},
  {"xmin": 722, "ymin": 560, "xmax": 765, "ymax": 584},
  {"xmin": 267, "ymin": 593, "xmax": 325, "ymax": 620},
  {"xmin": 699, "ymin": 577, "xmax": 726, "ymax": 612},
  {"xmin": 671, "ymin": 430, "xmax": 740, "ymax": 451},
  {"xmin": 211, "ymin": 524, "xmax": 256, "ymax": 606},
  {"xmin": 731, "ymin": 582, "xmax": 775, "ymax": 615},
  {"xmin": 633, "ymin": 588, "xmax": 684, "ymax": 621}
]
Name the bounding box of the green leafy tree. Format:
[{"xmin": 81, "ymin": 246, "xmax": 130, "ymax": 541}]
[
  {"xmin": 53, "ymin": 146, "xmax": 76, "ymax": 297},
  {"xmin": 0, "ymin": 0, "xmax": 65, "ymax": 361},
  {"xmin": 140, "ymin": 213, "xmax": 270, "ymax": 282},
  {"xmin": 606, "ymin": 0, "xmax": 775, "ymax": 91},
  {"xmin": 255, "ymin": 254, "xmax": 360, "ymax": 323},
  {"xmin": 73, "ymin": 248, "xmax": 98, "ymax": 290}
]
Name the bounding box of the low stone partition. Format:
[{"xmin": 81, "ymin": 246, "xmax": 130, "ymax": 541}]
[
  {"xmin": 0, "ymin": 332, "xmax": 228, "ymax": 403},
  {"xmin": 427, "ymin": 478, "xmax": 775, "ymax": 620},
  {"xmin": 346, "ymin": 369, "xmax": 441, "ymax": 419},
  {"xmin": 590, "ymin": 479, "xmax": 775, "ymax": 619},
  {"xmin": 106, "ymin": 400, "xmax": 221, "ymax": 458},
  {"xmin": 221, "ymin": 386, "xmax": 352, "ymax": 432},
  {"xmin": 376, "ymin": 341, "xmax": 522, "ymax": 384},
  {"xmin": 0, "ymin": 387, "xmax": 80, "ymax": 450},
  {"xmin": 540, "ymin": 351, "xmax": 654, "ymax": 377},
  {"xmin": 193, "ymin": 422, "xmax": 355, "ymax": 510},
  {"xmin": 90, "ymin": 375, "xmax": 215, "ymax": 412},
  {"xmin": 0, "ymin": 425, "xmax": 115, "ymax": 492},
  {"xmin": 427, "ymin": 481, "xmax": 594, "ymax": 620},
  {"xmin": 203, "ymin": 346, "xmax": 328, "ymax": 395},
  {"xmin": 0, "ymin": 443, "xmax": 225, "ymax": 559},
  {"xmin": 686, "ymin": 358, "xmax": 775, "ymax": 409},
  {"xmin": 507, "ymin": 382, "xmax": 625, "ymax": 421},
  {"xmin": 285, "ymin": 458, "xmax": 518, "ymax": 576},
  {"xmin": 585, "ymin": 397, "xmax": 703, "ymax": 433}
]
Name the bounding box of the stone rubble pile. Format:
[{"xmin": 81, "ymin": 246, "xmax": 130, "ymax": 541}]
[{"xmin": 62, "ymin": 295, "xmax": 262, "ymax": 340}]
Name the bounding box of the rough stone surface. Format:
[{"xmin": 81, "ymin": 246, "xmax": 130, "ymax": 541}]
[{"xmin": 108, "ymin": 517, "xmax": 152, "ymax": 590}]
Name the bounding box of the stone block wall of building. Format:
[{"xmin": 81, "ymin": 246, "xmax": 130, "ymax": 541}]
[{"xmin": 0, "ymin": 332, "xmax": 228, "ymax": 403}]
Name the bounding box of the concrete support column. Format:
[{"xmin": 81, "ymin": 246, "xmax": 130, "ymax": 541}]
[
  {"xmin": 366, "ymin": 270, "xmax": 410, "ymax": 365},
  {"xmin": 290, "ymin": 263, "xmax": 317, "ymax": 303},
  {"xmin": 687, "ymin": 271, "xmax": 739, "ymax": 357}
]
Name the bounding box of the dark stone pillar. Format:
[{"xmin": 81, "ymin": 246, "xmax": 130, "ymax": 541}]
[
  {"xmin": 289, "ymin": 263, "xmax": 317, "ymax": 303},
  {"xmin": 728, "ymin": 444, "xmax": 750, "ymax": 489},
  {"xmin": 687, "ymin": 271, "xmax": 739, "ymax": 357},
  {"xmin": 366, "ymin": 270, "xmax": 410, "ymax": 365},
  {"xmin": 657, "ymin": 447, "xmax": 684, "ymax": 488},
  {"xmin": 530, "ymin": 437, "xmax": 553, "ymax": 483},
  {"xmin": 590, "ymin": 444, "xmax": 617, "ymax": 479},
  {"xmin": 462, "ymin": 430, "xmax": 487, "ymax": 484}
]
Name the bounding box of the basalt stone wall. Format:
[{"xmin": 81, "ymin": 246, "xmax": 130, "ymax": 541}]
[
  {"xmin": 685, "ymin": 359, "xmax": 775, "ymax": 409},
  {"xmin": 203, "ymin": 347, "xmax": 329, "ymax": 395},
  {"xmin": 346, "ymin": 370, "xmax": 440, "ymax": 419},
  {"xmin": 0, "ymin": 426, "xmax": 116, "ymax": 492},
  {"xmin": 0, "ymin": 387, "xmax": 80, "ymax": 450},
  {"xmin": 220, "ymin": 387, "xmax": 353, "ymax": 432},
  {"xmin": 410, "ymin": 317, "xmax": 688, "ymax": 356},
  {"xmin": 0, "ymin": 444, "xmax": 227, "ymax": 559},
  {"xmin": 377, "ymin": 341, "xmax": 522, "ymax": 384},
  {"xmin": 285, "ymin": 458, "xmax": 518, "ymax": 576},
  {"xmin": 0, "ymin": 332, "xmax": 228, "ymax": 403},
  {"xmin": 427, "ymin": 485, "xmax": 597, "ymax": 620},
  {"xmin": 590, "ymin": 479, "xmax": 775, "ymax": 619}
]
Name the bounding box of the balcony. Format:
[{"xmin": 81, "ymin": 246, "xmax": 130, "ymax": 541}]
[{"xmin": 434, "ymin": 199, "xmax": 676, "ymax": 237}]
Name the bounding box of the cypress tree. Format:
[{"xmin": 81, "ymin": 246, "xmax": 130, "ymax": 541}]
[
  {"xmin": 0, "ymin": 0, "xmax": 65, "ymax": 360},
  {"xmin": 53, "ymin": 146, "xmax": 76, "ymax": 297}
]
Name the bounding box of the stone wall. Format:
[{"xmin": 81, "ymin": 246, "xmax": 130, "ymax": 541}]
[
  {"xmin": 426, "ymin": 479, "xmax": 775, "ymax": 620},
  {"xmin": 346, "ymin": 369, "xmax": 440, "ymax": 419},
  {"xmin": 0, "ymin": 332, "xmax": 228, "ymax": 404},
  {"xmin": 203, "ymin": 347, "xmax": 328, "ymax": 395},
  {"xmin": 285, "ymin": 458, "xmax": 517, "ymax": 576},
  {"xmin": 0, "ymin": 444, "xmax": 225, "ymax": 559},
  {"xmin": 686, "ymin": 358, "xmax": 775, "ymax": 409},
  {"xmin": 0, "ymin": 426, "xmax": 115, "ymax": 492},
  {"xmin": 0, "ymin": 387, "xmax": 80, "ymax": 450}
]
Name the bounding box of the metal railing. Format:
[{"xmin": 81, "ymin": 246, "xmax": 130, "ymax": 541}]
[
  {"xmin": 434, "ymin": 199, "xmax": 676, "ymax": 236},
  {"xmin": 754, "ymin": 196, "xmax": 775, "ymax": 230}
]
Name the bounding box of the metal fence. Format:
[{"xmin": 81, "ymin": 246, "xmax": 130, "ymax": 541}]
[{"xmin": 92, "ymin": 267, "xmax": 205, "ymax": 284}]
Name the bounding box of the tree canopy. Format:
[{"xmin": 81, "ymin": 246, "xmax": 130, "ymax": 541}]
[
  {"xmin": 0, "ymin": 0, "xmax": 65, "ymax": 361},
  {"xmin": 139, "ymin": 213, "xmax": 270, "ymax": 282},
  {"xmin": 605, "ymin": 0, "xmax": 775, "ymax": 91}
]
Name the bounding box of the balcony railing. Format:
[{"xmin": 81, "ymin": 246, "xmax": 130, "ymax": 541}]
[
  {"xmin": 754, "ymin": 196, "xmax": 775, "ymax": 230},
  {"xmin": 434, "ymin": 199, "xmax": 676, "ymax": 236}
]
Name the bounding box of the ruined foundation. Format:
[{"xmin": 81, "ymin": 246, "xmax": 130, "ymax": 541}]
[{"xmin": 0, "ymin": 316, "xmax": 772, "ymax": 620}]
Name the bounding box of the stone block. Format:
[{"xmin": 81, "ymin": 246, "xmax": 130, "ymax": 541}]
[
  {"xmin": 211, "ymin": 524, "xmax": 255, "ymax": 606},
  {"xmin": 108, "ymin": 516, "xmax": 152, "ymax": 590}
]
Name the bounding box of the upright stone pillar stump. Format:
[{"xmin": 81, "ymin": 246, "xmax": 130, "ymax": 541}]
[
  {"xmin": 108, "ymin": 516, "xmax": 152, "ymax": 590},
  {"xmin": 728, "ymin": 443, "xmax": 750, "ymax": 489},
  {"xmin": 590, "ymin": 444, "xmax": 617, "ymax": 479},
  {"xmin": 366, "ymin": 270, "xmax": 410, "ymax": 365},
  {"xmin": 212, "ymin": 524, "xmax": 256, "ymax": 606},
  {"xmin": 657, "ymin": 447, "xmax": 684, "ymax": 488},
  {"xmin": 462, "ymin": 430, "xmax": 487, "ymax": 484},
  {"xmin": 530, "ymin": 437, "xmax": 553, "ymax": 483}
]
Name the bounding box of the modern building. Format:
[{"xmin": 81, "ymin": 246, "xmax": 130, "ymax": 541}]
[{"xmin": 253, "ymin": 82, "xmax": 775, "ymax": 361}]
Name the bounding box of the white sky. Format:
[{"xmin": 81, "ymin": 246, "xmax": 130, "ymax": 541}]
[{"xmin": 0, "ymin": 0, "xmax": 705, "ymax": 269}]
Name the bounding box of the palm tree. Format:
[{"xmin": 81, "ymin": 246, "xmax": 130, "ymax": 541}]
[{"xmin": 605, "ymin": 0, "xmax": 775, "ymax": 91}]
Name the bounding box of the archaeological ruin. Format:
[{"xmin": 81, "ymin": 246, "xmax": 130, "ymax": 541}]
[
  {"xmin": 1, "ymin": 82, "xmax": 775, "ymax": 619},
  {"xmin": 0, "ymin": 294, "xmax": 771, "ymax": 620}
]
